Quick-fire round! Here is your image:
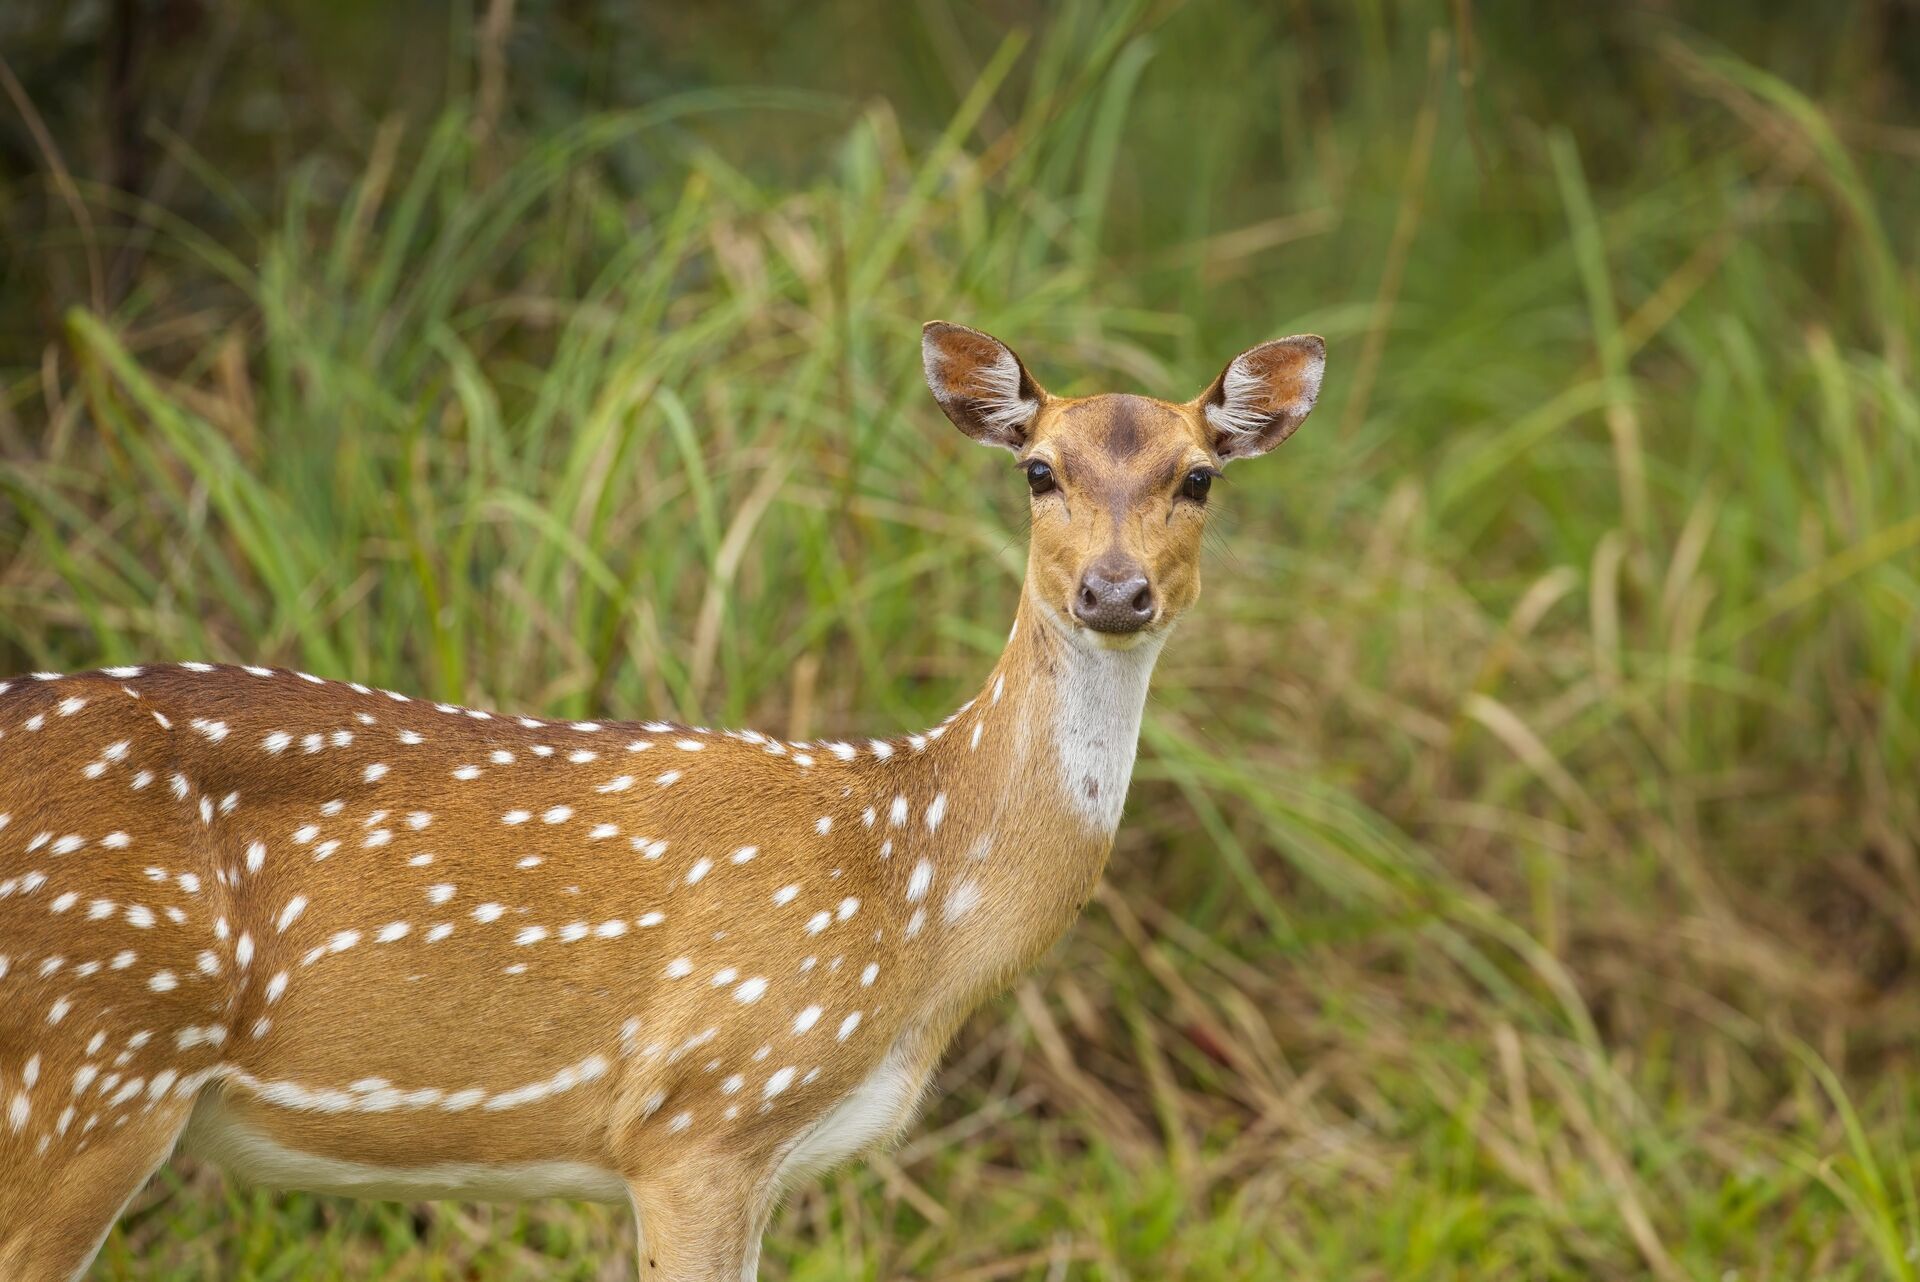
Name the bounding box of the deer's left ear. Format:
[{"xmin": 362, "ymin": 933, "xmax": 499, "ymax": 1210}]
[
  {"xmin": 1193, "ymin": 335, "xmax": 1326, "ymax": 462},
  {"xmin": 922, "ymin": 321, "xmax": 1048, "ymax": 452}
]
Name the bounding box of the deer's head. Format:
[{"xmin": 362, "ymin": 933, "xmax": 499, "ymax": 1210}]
[{"xmin": 922, "ymin": 322, "xmax": 1325, "ymax": 648}]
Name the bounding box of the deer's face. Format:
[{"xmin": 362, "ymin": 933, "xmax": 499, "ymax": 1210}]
[{"xmin": 923, "ymin": 323, "xmax": 1325, "ymax": 648}]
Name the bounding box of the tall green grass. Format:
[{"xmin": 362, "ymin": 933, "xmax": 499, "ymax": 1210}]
[{"xmin": 5, "ymin": 3, "xmax": 1919, "ymax": 1277}]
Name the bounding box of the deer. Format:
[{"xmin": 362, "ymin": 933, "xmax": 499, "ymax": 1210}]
[{"xmin": 0, "ymin": 321, "xmax": 1325, "ymax": 1280}]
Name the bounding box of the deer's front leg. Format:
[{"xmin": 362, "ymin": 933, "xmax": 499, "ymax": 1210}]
[
  {"xmin": 0, "ymin": 1099, "xmax": 193, "ymax": 1282},
  {"xmin": 628, "ymin": 1156, "xmax": 774, "ymax": 1282}
]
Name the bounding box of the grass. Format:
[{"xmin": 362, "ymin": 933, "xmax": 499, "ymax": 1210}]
[{"xmin": 4, "ymin": 2, "xmax": 1920, "ymax": 1277}]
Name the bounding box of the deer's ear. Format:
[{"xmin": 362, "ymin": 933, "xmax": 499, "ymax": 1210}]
[
  {"xmin": 1194, "ymin": 335, "xmax": 1326, "ymax": 462},
  {"xmin": 922, "ymin": 321, "xmax": 1047, "ymax": 452}
]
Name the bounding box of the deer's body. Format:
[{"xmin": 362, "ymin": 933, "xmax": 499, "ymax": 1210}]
[{"xmin": 0, "ymin": 323, "xmax": 1323, "ymax": 1279}]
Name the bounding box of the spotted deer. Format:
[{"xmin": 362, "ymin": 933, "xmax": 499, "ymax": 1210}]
[{"xmin": 0, "ymin": 322, "xmax": 1325, "ymax": 1280}]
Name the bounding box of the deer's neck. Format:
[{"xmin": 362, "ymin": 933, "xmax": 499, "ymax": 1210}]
[{"xmin": 890, "ymin": 586, "xmax": 1164, "ymax": 1024}]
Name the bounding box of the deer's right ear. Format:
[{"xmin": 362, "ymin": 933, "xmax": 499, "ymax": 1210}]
[{"xmin": 922, "ymin": 321, "xmax": 1047, "ymax": 452}]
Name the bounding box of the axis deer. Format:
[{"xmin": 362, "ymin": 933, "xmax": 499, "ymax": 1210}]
[{"xmin": 0, "ymin": 322, "xmax": 1325, "ymax": 1280}]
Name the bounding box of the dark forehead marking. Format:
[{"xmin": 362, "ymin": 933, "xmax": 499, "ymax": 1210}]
[
  {"xmin": 1104, "ymin": 397, "xmax": 1144, "ymax": 460},
  {"xmin": 1060, "ymin": 394, "xmax": 1186, "ymax": 462}
]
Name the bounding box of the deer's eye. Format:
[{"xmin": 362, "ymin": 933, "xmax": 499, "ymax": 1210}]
[
  {"xmin": 1025, "ymin": 460, "xmax": 1057, "ymax": 495},
  {"xmin": 1180, "ymin": 468, "xmax": 1214, "ymax": 502}
]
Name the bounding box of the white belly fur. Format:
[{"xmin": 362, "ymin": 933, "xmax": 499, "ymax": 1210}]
[
  {"xmin": 178, "ymin": 1089, "xmax": 626, "ymax": 1204},
  {"xmin": 176, "ymin": 1040, "xmax": 930, "ymax": 1207}
]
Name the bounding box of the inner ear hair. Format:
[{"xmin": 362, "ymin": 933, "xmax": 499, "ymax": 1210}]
[{"xmin": 922, "ymin": 321, "xmax": 1047, "ymax": 452}]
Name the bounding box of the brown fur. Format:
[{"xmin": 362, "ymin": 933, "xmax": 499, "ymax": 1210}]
[{"xmin": 0, "ymin": 323, "xmax": 1324, "ymax": 1280}]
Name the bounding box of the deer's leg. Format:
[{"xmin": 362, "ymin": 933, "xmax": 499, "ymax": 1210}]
[
  {"xmin": 0, "ymin": 1104, "xmax": 191, "ymax": 1282},
  {"xmin": 628, "ymin": 1161, "xmax": 775, "ymax": 1282}
]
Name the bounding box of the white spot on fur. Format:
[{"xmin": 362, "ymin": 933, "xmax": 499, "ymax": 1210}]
[
  {"xmin": 944, "ymin": 879, "xmax": 982, "ymax": 923},
  {"xmin": 906, "ymin": 860, "xmax": 933, "ymax": 902}
]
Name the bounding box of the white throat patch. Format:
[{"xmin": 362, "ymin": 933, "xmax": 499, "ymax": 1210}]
[{"xmin": 1051, "ymin": 632, "xmax": 1162, "ymax": 833}]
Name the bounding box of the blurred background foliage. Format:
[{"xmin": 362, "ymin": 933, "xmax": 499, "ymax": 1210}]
[{"xmin": 3, "ymin": 1, "xmax": 1920, "ymax": 1278}]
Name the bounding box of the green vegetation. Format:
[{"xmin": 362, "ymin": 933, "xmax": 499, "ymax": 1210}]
[{"xmin": 4, "ymin": 2, "xmax": 1919, "ymax": 1277}]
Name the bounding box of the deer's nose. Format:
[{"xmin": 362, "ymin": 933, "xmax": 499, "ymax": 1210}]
[{"xmin": 1072, "ymin": 555, "xmax": 1155, "ymax": 634}]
